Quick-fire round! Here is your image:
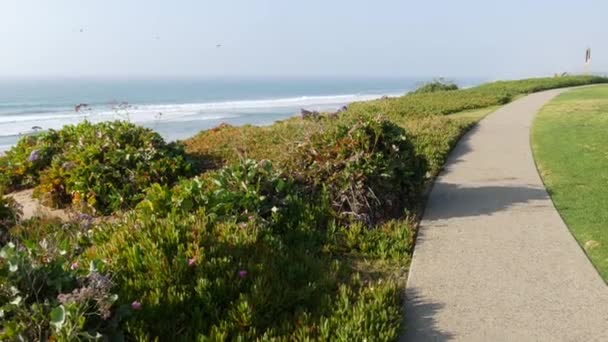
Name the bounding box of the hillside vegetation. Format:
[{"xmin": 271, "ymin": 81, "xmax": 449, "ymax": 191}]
[{"xmin": 1, "ymin": 75, "xmax": 606, "ymax": 340}]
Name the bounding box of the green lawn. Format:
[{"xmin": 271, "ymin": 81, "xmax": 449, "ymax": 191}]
[{"xmin": 532, "ymin": 85, "xmax": 608, "ymax": 281}]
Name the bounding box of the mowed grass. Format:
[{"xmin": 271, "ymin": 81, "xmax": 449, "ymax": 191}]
[{"xmin": 532, "ymin": 85, "xmax": 608, "ymax": 281}]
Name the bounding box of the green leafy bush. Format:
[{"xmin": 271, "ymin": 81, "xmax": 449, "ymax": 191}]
[
  {"xmin": 177, "ymin": 116, "xmax": 429, "ymax": 226},
  {"xmin": 185, "ymin": 119, "xmax": 324, "ymax": 170},
  {"xmin": 0, "ymin": 121, "xmax": 192, "ymax": 215},
  {"xmin": 0, "ymin": 190, "xmax": 21, "ymax": 243},
  {"xmin": 411, "ymin": 80, "xmax": 459, "ymax": 94},
  {"xmin": 137, "ymin": 159, "xmax": 329, "ymax": 227},
  {"xmin": 286, "ymin": 116, "xmax": 426, "ymax": 224},
  {"xmin": 0, "ymin": 134, "xmax": 61, "ymax": 191},
  {"xmin": 0, "ymin": 218, "xmax": 126, "ymax": 340}
]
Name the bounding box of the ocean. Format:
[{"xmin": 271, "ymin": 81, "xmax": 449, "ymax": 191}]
[{"xmin": 0, "ymin": 78, "xmax": 482, "ymax": 152}]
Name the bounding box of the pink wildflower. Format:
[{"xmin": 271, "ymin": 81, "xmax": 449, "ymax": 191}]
[
  {"xmin": 238, "ymin": 270, "xmax": 248, "ymax": 279},
  {"xmin": 131, "ymin": 301, "xmax": 142, "ymax": 310}
]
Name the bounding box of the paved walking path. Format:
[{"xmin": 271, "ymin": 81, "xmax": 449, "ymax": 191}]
[{"xmin": 403, "ymin": 89, "xmax": 608, "ymax": 341}]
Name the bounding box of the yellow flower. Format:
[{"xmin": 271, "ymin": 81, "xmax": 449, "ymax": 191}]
[{"xmin": 72, "ymin": 192, "xmax": 82, "ymax": 204}]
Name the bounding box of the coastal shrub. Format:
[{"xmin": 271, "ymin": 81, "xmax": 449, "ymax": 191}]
[
  {"xmin": 0, "ymin": 218, "xmax": 126, "ymax": 340},
  {"xmin": 411, "ymin": 80, "xmax": 459, "ymax": 94},
  {"xmin": 184, "ymin": 115, "xmax": 470, "ymax": 187},
  {"xmin": 0, "ymin": 121, "xmax": 192, "ymax": 215},
  {"xmin": 137, "ymin": 159, "xmax": 329, "ymax": 226},
  {"xmin": 286, "ymin": 116, "xmax": 426, "ymax": 224},
  {"xmin": 0, "ymin": 191, "xmax": 21, "ymax": 243},
  {"xmin": 0, "ymin": 134, "xmax": 61, "ymax": 191},
  {"xmin": 187, "ymin": 116, "xmax": 429, "ymax": 225},
  {"xmin": 185, "ymin": 119, "xmax": 324, "ymax": 170},
  {"xmin": 88, "ymin": 211, "xmax": 324, "ymax": 339},
  {"xmin": 82, "ymin": 158, "xmax": 411, "ymax": 339}
]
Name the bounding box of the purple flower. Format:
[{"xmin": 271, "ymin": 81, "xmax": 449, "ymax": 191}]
[
  {"xmin": 131, "ymin": 301, "xmax": 142, "ymax": 310},
  {"xmin": 70, "ymin": 262, "xmax": 79, "ymax": 270},
  {"xmin": 188, "ymin": 258, "xmax": 196, "ymax": 267},
  {"xmin": 238, "ymin": 270, "xmax": 248, "ymax": 279},
  {"xmin": 28, "ymin": 150, "xmax": 40, "ymax": 162},
  {"xmin": 76, "ymin": 213, "xmax": 93, "ymax": 227},
  {"xmin": 76, "ymin": 213, "xmax": 92, "ymax": 221}
]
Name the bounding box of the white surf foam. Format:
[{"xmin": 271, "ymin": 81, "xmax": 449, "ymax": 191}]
[{"xmin": 0, "ymin": 92, "xmax": 405, "ymax": 138}]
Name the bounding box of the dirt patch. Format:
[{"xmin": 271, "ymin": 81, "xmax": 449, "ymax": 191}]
[{"xmin": 5, "ymin": 189, "xmax": 70, "ymax": 221}]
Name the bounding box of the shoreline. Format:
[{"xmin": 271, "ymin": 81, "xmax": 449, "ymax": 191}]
[{"xmin": 0, "ymin": 90, "xmax": 408, "ymax": 153}]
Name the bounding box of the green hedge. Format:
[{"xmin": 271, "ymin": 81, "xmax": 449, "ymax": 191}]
[{"xmin": 0, "ymin": 121, "xmax": 192, "ymax": 215}]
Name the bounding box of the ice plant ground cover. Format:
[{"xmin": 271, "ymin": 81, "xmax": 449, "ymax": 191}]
[{"xmin": 1, "ymin": 75, "xmax": 607, "ymax": 340}]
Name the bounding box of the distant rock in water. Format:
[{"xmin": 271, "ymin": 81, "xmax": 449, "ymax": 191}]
[
  {"xmin": 74, "ymin": 103, "xmax": 90, "ymax": 112},
  {"xmin": 329, "ymin": 105, "xmax": 348, "ymax": 118},
  {"xmin": 302, "ymin": 105, "xmax": 348, "ymax": 120},
  {"xmin": 301, "ymin": 109, "xmax": 320, "ymax": 120}
]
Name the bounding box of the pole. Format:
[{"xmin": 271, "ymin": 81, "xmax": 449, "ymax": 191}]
[{"xmin": 585, "ymin": 48, "xmax": 591, "ymax": 75}]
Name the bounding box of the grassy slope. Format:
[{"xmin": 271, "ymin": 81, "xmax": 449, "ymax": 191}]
[
  {"xmin": 448, "ymin": 105, "xmax": 501, "ymax": 120},
  {"xmin": 532, "ymin": 85, "xmax": 608, "ymax": 281}
]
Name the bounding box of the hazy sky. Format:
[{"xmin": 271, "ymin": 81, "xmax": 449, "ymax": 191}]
[{"xmin": 1, "ymin": 0, "xmax": 606, "ymax": 79}]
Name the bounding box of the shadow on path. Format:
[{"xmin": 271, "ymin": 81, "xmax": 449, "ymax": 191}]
[
  {"xmin": 444, "ymin": 124, "xmax": 478, "ymax": 169},
  {"xmin": 425, "ymin": 183, "xmax": 549, "ymax": 221},
  {"xmin": 401, "ymin": 288, "xmax": 454, "ymax": 341}
]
